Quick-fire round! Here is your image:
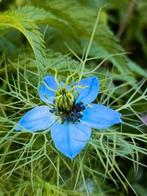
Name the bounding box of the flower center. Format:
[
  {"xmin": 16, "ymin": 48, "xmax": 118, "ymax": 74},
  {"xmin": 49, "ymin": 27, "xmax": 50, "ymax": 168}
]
[
  {"xmin": 50, "ymin": 87, "xmax": 85, "ymax": 123},
  {"xmin": 55, "ymin": 87, "xmax": 74, "ymax": 113}
]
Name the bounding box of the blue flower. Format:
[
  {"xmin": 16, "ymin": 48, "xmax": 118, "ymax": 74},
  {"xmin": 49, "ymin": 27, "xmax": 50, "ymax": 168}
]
[{"xmin": 16, "ymin": 75, "xmax": 122, "ymax": 158}]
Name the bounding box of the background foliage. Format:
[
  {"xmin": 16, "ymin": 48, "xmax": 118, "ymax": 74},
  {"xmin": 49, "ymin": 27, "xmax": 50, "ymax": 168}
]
[{"xmin": 0, "ymin": 0, "xmax": 147, "ymax": 195}]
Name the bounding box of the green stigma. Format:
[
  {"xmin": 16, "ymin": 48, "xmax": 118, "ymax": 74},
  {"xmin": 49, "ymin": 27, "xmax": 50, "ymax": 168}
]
[{"xmin": 55, "ymin": 87, "xmax": 75, "ymax": 114}]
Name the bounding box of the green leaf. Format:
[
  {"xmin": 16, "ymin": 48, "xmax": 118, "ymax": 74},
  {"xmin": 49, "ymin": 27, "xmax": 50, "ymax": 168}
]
[
  {"xmin": 0, "ymin": 11, "xmax": 46, "ymax": 70},
  {"xmin": 17, "ymin": 4, "xmax": 146, "ymax": 83}
]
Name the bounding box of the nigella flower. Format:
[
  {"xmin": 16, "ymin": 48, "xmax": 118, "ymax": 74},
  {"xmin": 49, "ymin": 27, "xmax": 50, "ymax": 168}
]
[{"xmin": 16, "ymin": 75, "xmax": 122, "ymax": 158}]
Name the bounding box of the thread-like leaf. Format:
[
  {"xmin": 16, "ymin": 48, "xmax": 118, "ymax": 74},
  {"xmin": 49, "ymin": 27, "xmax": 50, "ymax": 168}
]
[{"xmin": 16, "ymin": 5, "xmax": 147, "ymax": 82}]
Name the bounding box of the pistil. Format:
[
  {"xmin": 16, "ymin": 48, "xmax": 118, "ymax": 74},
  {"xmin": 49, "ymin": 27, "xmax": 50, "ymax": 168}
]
[{"xmin": 51, "ymin": 87, "xmax": 85, "ymax": 123}]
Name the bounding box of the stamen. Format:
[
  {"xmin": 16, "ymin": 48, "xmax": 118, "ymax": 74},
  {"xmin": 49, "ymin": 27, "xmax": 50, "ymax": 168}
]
[{"xmin": 53, "ymin": 84, "xmax": 85, "ymax": 123}]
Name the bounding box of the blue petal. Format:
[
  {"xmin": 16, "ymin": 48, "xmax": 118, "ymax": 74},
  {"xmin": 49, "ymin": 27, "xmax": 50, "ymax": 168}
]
[
  {"xmin": 81, "ymin": 104, "xmax": 122, "ymax": 129},
  {"xmin": 39, "ymin": 75, "xmax": 58, "ymax": 104},
  {"xmin": 76, "ymin": 77, "xmax": 99, "ymax": 104},
  {"xmin": 51, "ymin": 121, "xmax": 91, "ymax": 158},
  {"xmin": 16, "ymin": 106, "xmax": 56, "ymax": 132}
]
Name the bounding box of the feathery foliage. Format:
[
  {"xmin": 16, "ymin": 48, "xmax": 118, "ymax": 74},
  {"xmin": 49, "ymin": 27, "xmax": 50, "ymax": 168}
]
[
  {"xmin": 0, "ymin": 0, "xmax": 147, "ymax": 195},
  {"xmin": 0, "ymin": 10, "xmax": 46, "ymax": 71}
]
